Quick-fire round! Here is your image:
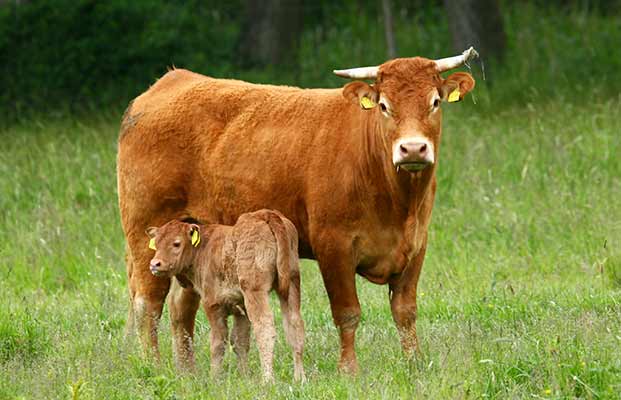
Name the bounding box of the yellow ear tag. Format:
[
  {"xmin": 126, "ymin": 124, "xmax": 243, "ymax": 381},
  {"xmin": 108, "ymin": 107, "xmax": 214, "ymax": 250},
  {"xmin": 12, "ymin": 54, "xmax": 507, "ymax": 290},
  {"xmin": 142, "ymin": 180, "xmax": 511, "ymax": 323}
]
[
  {"xmin": 191, "ymin": 230, "xmax": 200, "ymax": 247},
  {"xmin": 360, "ymin": 96, "xmax": 376, "ymax": 110},
  {"xmin": 148, "ymin": 238, "xmax": 156, "ymax": 250},
  {"xmin": 448, "ymin": 88, "xmax": 461, "ymax": 103}
]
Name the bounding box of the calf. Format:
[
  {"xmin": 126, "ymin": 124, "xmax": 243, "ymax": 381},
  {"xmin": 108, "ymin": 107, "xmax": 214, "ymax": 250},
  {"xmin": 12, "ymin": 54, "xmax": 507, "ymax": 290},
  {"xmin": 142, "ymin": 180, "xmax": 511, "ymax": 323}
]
[{"xmin": 146, "ymin": 210, "xmax": 305, "ymax": 382}]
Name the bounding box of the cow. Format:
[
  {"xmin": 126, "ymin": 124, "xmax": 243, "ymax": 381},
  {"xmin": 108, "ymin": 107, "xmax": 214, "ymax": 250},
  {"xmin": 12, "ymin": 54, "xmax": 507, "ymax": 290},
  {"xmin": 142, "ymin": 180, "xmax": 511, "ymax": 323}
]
[
  {"xmin": 117, "ymin": 47, "xmax": 478, "ymax": 373},
  {"xmin": 146, "ymin": 210, "xmax": 304, "ymax": 382}
]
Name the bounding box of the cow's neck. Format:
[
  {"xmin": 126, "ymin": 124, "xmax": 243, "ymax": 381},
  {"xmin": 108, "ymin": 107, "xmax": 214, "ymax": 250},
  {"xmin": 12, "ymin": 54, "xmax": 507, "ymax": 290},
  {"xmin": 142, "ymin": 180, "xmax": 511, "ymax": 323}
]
[
  {"xmin": 356, "ymin": 113, "xmax": 437, "ymax": 269},
  {"xmin": 392, "ymin": 166, "xmax": 436, "ymax": 270}
]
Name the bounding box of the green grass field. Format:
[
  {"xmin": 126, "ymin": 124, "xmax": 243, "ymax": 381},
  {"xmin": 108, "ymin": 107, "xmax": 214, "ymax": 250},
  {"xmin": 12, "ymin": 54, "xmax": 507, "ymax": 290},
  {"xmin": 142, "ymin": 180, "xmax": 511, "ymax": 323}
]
[{"xmin": 1, "ymin": 94, "xmax": 620, "ymax": 399}]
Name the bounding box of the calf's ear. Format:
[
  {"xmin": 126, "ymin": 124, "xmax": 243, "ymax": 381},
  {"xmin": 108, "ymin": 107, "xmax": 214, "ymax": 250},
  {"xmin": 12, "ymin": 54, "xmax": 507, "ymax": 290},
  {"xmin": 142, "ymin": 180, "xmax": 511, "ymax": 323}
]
[
  {"xmin": 189, "ymin": 224, "xmax": 201, "ymax": 247},
  {"xmin": 441, "ymin": 72, "xmax": 475, "ymax": 103},
  {"xmin": 145, "ymin": 227, "xmax": 158, "ymax": 238},
  {"xmin": 343, "ymin": 81, "xmax": 379, "ymax": 110}
]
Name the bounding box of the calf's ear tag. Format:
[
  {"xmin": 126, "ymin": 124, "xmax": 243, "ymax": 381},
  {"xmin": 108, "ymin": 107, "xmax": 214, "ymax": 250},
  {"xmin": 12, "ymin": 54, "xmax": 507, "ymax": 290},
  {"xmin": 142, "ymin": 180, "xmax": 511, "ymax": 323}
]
[
  {"xmin": 448, "ymin": 88, "xmax": 461, "ymax": 103},
  {"xmin": 149, "ymin": 238, "xmax": 156, "ymax": 250},
  {"xmin": 191, "ymin": 230, "xmax": 200, "ymax": 247},
  {"xmin": 360, "ymin": 96, "xmax": 376, "ymax": 109}
]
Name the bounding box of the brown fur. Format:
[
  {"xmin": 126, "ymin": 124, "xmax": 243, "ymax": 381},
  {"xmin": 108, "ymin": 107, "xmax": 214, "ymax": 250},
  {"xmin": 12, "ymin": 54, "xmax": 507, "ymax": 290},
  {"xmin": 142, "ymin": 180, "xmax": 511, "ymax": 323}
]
[
  {"xmin": 147, "ymin": 211, "xmax": 305, "ymax": 382},
  {"xmin": 117, "ymin": 58, "xmax": 475, "ymax": 372}
]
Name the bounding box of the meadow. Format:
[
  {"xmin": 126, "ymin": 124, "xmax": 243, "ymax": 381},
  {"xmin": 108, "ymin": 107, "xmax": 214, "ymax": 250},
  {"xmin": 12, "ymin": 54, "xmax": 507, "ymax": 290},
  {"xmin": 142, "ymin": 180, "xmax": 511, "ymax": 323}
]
[
  {"xmin": 1, "ymin": 83, "xmax": 620, "ymax": 399},
  {"xmin": 2, "ymin": 3, "xmax": 621, "ymax": 397}
]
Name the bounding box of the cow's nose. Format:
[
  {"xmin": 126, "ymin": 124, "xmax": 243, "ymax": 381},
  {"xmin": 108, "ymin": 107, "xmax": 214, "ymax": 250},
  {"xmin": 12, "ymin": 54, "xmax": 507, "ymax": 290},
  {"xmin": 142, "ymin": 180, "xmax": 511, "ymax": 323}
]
[
  {"xmin": 393, "ymin": 138, "xmax": 434, "ymax": 172},
  {"xmin": 399, "ymin": 142, "xmax": 429, "ymax": 160}
]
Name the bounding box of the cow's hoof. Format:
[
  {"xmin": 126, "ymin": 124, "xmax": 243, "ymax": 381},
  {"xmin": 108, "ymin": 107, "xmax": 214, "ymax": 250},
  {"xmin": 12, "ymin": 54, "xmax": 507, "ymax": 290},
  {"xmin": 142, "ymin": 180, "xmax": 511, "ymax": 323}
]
[{"xmin": 338, "ymin": 360, "xmax": 359, "ymax": 375}]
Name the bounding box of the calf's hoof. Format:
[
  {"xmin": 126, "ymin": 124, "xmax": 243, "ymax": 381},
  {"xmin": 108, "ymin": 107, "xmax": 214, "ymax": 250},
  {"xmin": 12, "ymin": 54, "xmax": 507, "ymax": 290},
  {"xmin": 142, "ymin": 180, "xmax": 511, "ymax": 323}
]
[{"xmin": 294, "ymin": 371, "xmax": 307, "ymax": 384}]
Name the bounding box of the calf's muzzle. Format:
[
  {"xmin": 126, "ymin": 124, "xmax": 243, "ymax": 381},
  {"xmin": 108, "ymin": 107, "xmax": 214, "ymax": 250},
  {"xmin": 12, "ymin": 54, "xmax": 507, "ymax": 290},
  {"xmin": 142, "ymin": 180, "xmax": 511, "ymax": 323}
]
[{"xmin": 150, "ymin": 258, "xmax": 163, "ymax": 275}]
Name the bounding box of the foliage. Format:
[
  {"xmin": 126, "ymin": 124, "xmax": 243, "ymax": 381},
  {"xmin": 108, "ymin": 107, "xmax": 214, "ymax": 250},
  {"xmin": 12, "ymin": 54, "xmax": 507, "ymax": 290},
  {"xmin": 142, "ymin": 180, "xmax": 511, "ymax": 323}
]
[
  {"xmin": 1, "ymin": 1, "xmax": 621, "ymax": 120},
  {"xmin": 0, "ymin": 0, "xmax": 242, "ymax": 118}
]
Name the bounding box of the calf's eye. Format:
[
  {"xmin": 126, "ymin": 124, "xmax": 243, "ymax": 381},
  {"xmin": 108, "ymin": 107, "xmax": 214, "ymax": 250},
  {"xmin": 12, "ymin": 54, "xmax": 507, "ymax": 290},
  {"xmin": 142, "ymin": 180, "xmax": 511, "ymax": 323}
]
[
  {"xmin": 173, "ymin": 241, "xmax": 181, "ymax": 248},
  {"xmin": 380, "ymin": 102, "xmax": 387, "ymax": 112},
  {"xmin": 433, "ymin": 98, "xmax": 440, "ymax": 108}
]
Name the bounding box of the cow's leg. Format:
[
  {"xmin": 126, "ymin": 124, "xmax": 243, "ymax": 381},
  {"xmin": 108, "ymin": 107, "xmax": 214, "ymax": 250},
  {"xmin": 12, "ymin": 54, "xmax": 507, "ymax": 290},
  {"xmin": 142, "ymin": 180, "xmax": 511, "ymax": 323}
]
[
  {"xmin": 128, "ymin": 242, "xmax": 171, "ymax": 359},
  {"xmin": 168, "ymin": 278, "xmax": 201, "ymax": 371},
  {"xmin": 315, "ymin": 247, "xmax": 360, "ymax": 374},
  {"xmin": 243, "ymin": 289, "xmax": 276, "ymax": 382},
  {"xmin": 278, "ymin": 271, "xmax": 306, "ymax": 382},
  {"xmin": 389, "ymin": 242, "xmax": 426, "ymax": 357},
  {"xmin": 230, "ymin": 314, "xmax": 251, "ymax": 374},
  {"xmin": 124, "ymin": 245, "xmax": 135, "ymax": 338},
  {"xmin": 205, "ymin": 305, "xmax": 228, "ymax": 377}
]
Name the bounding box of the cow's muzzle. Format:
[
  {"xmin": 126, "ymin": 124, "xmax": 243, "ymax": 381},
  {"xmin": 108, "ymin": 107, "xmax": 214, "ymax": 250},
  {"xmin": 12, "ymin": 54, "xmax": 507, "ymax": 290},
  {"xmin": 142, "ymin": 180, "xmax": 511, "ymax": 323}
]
[{"xmin": 393, "ymin": 138, "xmax": 435, "ymax": 172}]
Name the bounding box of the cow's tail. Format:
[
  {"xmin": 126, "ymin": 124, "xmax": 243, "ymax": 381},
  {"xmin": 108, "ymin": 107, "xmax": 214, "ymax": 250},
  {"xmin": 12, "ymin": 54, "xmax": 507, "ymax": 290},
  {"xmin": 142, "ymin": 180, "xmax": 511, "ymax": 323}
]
[{"xmin": 265, "ymin": 212, "xmax": 290, "ymax": 299}]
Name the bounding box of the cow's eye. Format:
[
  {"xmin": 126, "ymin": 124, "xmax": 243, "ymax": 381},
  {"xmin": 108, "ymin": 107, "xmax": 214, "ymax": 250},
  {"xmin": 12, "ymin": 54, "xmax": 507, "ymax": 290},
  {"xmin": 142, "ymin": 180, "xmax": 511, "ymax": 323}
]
[
  {"xmin": 379, "ymin": 102, "xmax": 391, "ymax": 117},
  {"xmin": 173, "ymin": 240, "xmax": 181, "ymax": 248},
  {"xmin": 433, "ymin": 98, "xmax": 441, "ymax": 108},
  {"xmin": 378, "ymin": 96, "xmax": 392, "ymax": 117}
]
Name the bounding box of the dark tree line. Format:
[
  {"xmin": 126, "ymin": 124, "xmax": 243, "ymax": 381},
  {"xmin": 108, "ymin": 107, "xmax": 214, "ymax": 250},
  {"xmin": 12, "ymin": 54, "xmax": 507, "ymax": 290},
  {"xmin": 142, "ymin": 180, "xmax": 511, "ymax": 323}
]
[
  {"xmin": 236, "ymin": 0, "xmax": 506, "ymax": 67},
  {"xmin": 236, "ymin": 0, "xmax": 303, "ymax": 68},
  {"xmin": 0, "ymin": 0, "xmax": 510, "ymax": 116}
]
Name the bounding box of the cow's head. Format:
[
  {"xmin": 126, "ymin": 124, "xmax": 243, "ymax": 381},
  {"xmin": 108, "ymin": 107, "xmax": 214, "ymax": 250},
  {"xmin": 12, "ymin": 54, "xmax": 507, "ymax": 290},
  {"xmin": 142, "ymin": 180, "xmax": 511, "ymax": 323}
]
[
  {"xmin": 335, "ymin": 47, "xmax": 477, "ymax": 173},
  {"xmin": 146, "ymin": 220, "xmax": 201, "ymax": 277}
]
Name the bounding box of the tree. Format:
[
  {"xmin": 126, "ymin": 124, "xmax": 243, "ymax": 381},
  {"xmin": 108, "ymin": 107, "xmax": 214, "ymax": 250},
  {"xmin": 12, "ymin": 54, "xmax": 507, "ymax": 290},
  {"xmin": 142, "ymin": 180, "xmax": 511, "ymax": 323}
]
[
  {"xmin": 382, "ymin": 0, "xmax": 397, "ymax": 59},
  {"xmin": 444, "ymin": 0, "xmax": 506, "ymax": 63},
  {"xmin": 236, "ymin": 0, "xmax": 303, "ymax": 68}
]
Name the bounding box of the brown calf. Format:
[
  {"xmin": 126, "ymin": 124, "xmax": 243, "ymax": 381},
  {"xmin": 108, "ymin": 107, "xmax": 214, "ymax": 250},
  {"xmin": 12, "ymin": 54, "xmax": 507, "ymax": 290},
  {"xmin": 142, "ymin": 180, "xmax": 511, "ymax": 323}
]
[{"xmin": 146, "ymin": 210, "xmax": 305, "ymax": 382}]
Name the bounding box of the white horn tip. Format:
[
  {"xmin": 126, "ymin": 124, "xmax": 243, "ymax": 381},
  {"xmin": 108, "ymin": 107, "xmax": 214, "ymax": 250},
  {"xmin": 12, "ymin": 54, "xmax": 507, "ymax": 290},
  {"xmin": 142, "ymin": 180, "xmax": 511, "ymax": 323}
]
[{"xmin": 464, "ymin": 46, "xmax": 479, "ymax": 61}]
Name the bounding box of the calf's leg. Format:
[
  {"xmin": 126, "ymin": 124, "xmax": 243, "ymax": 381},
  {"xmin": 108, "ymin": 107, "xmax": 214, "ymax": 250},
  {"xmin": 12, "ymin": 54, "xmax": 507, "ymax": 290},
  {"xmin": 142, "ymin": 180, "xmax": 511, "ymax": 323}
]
[
  {"xmin": 243, "ymin": 290, "xmax": 276, "ymax": 382},
  {"xmin": 168, "ymin": 278, "xmax": 201, "ymax": 371},
  {"xmin": 205, "ymin": 305, "xmax": 229, "ymax": 377},
  {"xmin": 278, "ymin": 269, "xmax": 305, "ymax": 382},
  {"xmin": 230, "ymin": 314, "xmax": 251, "ymax": 374}
]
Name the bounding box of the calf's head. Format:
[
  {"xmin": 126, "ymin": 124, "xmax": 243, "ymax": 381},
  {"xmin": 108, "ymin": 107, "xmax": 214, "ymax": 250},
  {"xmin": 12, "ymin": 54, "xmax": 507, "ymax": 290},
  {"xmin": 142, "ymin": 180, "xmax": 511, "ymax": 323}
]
[
  {"xmin": 146, "ymin": 220, "xmax": 201, "ymax": 277},
  {"xmin": 335, "ymin": 47, "xmax": 477, "ymax": 173}
]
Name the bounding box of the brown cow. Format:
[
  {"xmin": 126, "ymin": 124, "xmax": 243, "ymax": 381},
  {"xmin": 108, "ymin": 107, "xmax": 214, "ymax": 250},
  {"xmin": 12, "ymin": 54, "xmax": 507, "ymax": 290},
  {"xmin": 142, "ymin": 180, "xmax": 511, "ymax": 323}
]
[
  {"xmin": 146, "ymin": 210, "xmax": 304, "ymax": 382},
  {"xmin": 117, "ymin": 47, "xmax": 478, "ymax": 373}
]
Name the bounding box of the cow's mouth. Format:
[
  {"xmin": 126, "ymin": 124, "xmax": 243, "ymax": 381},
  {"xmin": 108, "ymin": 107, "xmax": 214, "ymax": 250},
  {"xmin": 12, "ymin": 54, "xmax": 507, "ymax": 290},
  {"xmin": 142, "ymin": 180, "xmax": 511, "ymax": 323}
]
[{"xmin": 398, "ymin": 162, "xmax": 430, "ymax": 172}]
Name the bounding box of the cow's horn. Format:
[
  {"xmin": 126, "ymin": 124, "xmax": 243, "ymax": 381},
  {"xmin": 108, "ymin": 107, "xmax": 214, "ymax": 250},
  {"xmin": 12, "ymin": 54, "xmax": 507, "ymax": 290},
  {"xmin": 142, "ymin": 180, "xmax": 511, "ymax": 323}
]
[
  {"xmin": 435, "ymin": 46, "xmax": 479, "ymax": 73},
  {"xmin": 333, "ymin": 66, "xmax": 379, "ymax": 80}
]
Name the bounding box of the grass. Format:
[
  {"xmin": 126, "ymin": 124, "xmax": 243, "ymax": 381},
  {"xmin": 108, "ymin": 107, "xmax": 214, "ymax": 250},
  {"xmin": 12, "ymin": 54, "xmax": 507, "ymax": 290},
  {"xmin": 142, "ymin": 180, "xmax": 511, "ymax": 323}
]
[{"xmin": 1, "ymin": 87, "xmax": 621, "ymax": 398}]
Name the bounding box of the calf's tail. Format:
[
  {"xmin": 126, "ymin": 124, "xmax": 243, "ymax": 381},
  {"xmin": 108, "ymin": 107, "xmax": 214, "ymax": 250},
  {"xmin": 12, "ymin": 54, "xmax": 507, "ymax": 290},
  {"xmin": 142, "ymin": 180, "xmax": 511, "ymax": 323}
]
[{"xmin": 265, "ymin": 212, "xmax": 290, "ymax": 298}]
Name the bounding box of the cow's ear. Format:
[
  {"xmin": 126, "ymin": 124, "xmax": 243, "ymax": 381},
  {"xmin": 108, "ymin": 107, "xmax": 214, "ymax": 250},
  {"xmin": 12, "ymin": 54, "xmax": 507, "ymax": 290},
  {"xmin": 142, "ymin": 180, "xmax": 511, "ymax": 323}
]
[
  {"xmin": 441, "ymin": 72, "xmax": 475, "ymax": 103},
  {"xmin": 146, "ymin": 227, "xmax": 158, "ymax": 238},
  {"xmin": 343, "ymin": 81, "xmax": 379, "ymax": 110}
]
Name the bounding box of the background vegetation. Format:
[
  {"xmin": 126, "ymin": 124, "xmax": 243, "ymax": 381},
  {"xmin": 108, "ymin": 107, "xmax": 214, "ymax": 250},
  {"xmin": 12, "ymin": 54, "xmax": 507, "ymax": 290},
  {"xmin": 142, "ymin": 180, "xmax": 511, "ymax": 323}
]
[
  {"xmin": 2, "ymin": 0, "xmax": 621, "ymax": 118},
  {"xmin": 1, "ymin": 1, "xmax": 620, "ymax": 398}
]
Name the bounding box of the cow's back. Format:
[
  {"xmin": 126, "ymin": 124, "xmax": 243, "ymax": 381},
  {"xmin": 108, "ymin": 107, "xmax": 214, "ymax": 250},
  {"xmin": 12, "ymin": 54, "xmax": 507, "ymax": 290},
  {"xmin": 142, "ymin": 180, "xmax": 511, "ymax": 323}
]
[{"xmin": 118, "ymin": 69, "xmax": 365, "ymax": 257}]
